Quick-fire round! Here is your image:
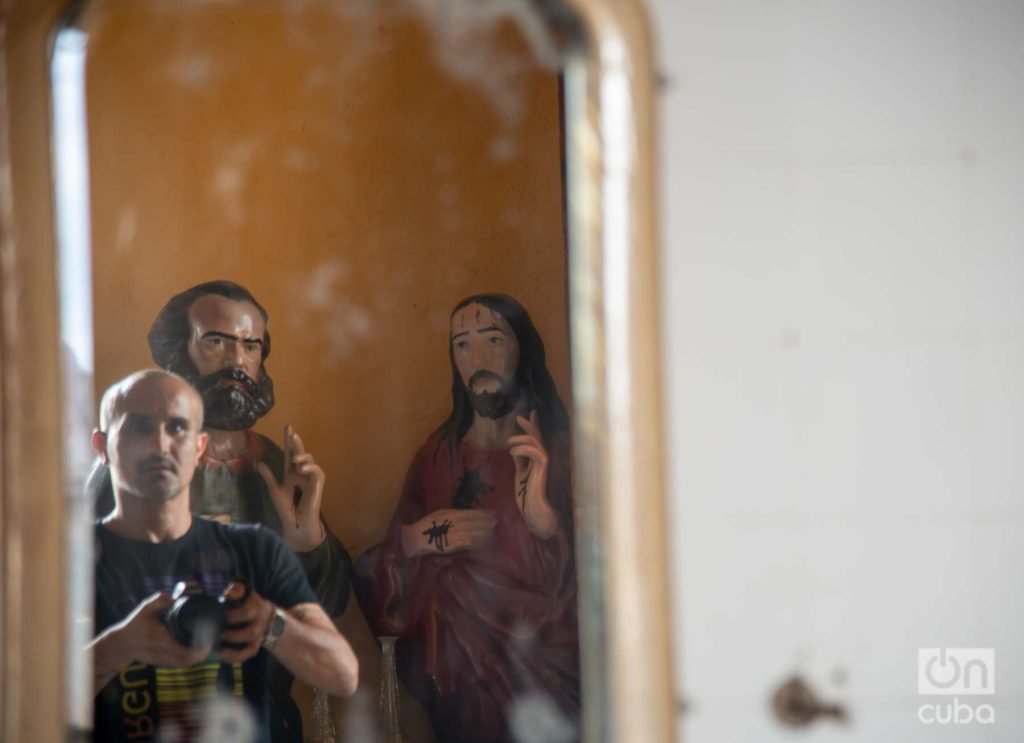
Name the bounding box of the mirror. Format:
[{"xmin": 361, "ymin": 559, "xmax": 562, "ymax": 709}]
[
  {"xmin": 60, "ymin": 1, "xmax": 577, "ymax": 740},
  {"xmin": 1, "ymin": 0, "xmax": 672, "ymax": 739}
]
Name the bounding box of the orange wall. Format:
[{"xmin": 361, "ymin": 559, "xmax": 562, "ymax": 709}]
[
  {"xmin": 84, "ymin": 5, "xmax": 569, "ymax": 734},
  {"xmin": 85, "ymin": 2, "xmax": 570, "ymax": 558}
]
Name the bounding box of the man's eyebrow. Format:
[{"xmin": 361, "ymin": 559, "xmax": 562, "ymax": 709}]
[
  {"xmin": 120, "ymin": 413, "xmax": 156, "ymax": 430},
  {"xmin": 451, "ymin": 326, "xmax": 506, "ymax": 341},
  {"xmin": 201, "ymin": 330, "xmax": 262, "ymax": 344},
  {"xmin": 123, "ymin": 413, "xmax": 192, "ymax": 427}
]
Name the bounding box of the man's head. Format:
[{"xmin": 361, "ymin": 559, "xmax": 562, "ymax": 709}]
[
  {"xmin": 439, "ymin": 293, "xmax": 569, "ymax": 450},
  {"xmin": 147, "ymin": 280, "xmax": 275, "ymax": 431},
  {"xmin": 91, "ymin": 370, "xmax": 208, "ymax": 502},
  {"xmin": 450, "ymin": 299, "xmax": 521, "ymax": 420}
]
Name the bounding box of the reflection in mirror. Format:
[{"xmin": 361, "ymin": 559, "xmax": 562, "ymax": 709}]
[{"xmin": 55, "ymin": 1, "xmax": 587, "ymax": 740}]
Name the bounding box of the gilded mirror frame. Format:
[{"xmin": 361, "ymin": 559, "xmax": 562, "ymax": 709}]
[{"xmin": 0, "ymin": 0, "xmax": 673, "ymax": 740}]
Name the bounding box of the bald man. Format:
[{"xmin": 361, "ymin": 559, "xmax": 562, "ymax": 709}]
[
  {"xmin": 88, "ymin": 370, "xmax": 357, "ymax": 743},
  {"xmin": 86, "ymin": 280, "xmax": 352, "ymax": 741}
]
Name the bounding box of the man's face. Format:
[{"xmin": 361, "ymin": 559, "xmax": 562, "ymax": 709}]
[
  {"xmin": 97, "ymin": 376, "xmax": 207, "ymax": 502},
  {"xmin": 186, "ymin": 294, "xmax": 274, "ymax": 431},
  {"xmin": 187, "ymin": 295, "xmax": 265, "ymax": 380},
  {"xmin": 450, "ymin": 302, "xmax": 521, "ymax": 419}
]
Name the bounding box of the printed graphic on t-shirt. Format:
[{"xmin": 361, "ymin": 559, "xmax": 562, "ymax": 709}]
[{"xmin": 113, "ymin": 659, "xmax": 244, "ymax": 740}]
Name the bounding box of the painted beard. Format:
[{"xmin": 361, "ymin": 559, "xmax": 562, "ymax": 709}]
[
  {"xmin": 467, "ymin": 370, "xmax": 519, "ymax": 420},
  {"xmin": 194, "ymin": 367, "xmax": 275, "ymax": 431}
]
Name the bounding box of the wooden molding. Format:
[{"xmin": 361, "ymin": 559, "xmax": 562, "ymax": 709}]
[
  {"xmin": 1, "ymin": 2, "xmax": 69, "ymax": 741},
  {"xmin": 562, "ymin": 0, "xmax": 675, "ymax": 740}
]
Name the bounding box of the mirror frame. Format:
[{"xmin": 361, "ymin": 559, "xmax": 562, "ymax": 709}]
[{"xmin": 0, "ymin": 0, "xmax": 674, "ymax": 740}]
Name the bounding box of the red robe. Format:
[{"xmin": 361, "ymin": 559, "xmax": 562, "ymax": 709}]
[{"xmin": 355, "ymin": 430, "xmax": 580, "ymax": 742}]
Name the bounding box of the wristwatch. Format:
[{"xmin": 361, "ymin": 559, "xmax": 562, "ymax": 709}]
[{"xmin": 261, "ymin": 607, "xmax": 287, "ymax": 651}]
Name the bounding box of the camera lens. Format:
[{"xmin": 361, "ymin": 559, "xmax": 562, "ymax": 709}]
[{"xmin": 165, "ymin": 582, "xmax": 227, "ymax": 650}]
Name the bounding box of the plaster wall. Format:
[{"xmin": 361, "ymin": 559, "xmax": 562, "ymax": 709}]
[{"xmin": 650, "ymin": 0, "xmax": 1024, "ymax": 739}]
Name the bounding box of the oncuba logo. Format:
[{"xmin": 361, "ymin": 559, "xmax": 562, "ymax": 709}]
[{"xmin": 917, "ymin": 648, "xmax": 995, "ymax": 725}]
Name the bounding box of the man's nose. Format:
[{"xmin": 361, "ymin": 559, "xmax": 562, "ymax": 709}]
[
  {"xmin": 223, "ymin": 340, "xmax": 246, "ymax": 369},
  {"xmin": 153, "ymin": 425, "xmax": 175, "ymax": 454},
  {"xmin": 470, "ymin": 341, "xmax": 486, "ymax": 369}
]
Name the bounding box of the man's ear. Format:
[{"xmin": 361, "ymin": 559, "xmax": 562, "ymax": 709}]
[
  {"xmin": 196, "ymin": 431, "xmax": 209, "ymax": 460},
  {"xmin": 91, "ymin": 429, "xmax": 108, "ymax": 463}
]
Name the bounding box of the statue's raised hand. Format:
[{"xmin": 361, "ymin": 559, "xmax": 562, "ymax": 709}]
[
  {"xmin": 508, "ymin": 410, "xmax": 559, "ymax": 538},
  {"xmin": 256, "ymin": 425, "xmax": 326, "ymax": 552}
]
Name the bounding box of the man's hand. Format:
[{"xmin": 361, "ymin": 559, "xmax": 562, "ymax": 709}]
[
  {"xmin": 507, "ymin": 411, "xmax": 559, "ymax": 538},
  {"xmin": 256, "ymin": 425, "xmax": 326, "ymax": 552},
  {"xmin": 90, "ymin": 592, "xmax": 212, "ymax": 692},
  {"xmin": 401, "ymin": 508, "xmax": 498, "ymax": 557},
  {"xmin": 218, "ymin": 582, "xmax": 275, "ymax": 664}
]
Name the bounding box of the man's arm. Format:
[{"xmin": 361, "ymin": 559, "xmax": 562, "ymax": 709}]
[
  {"xmin": 266, "ymin": 602, "xmax": 359, "ymax": 696},
  {"xmin": 89, "ymin": 592, "xmax": 211, "ymax": 693},
  {"xmin": 219, "ymin": 590, "xmax": 358, "ymax": 697}
]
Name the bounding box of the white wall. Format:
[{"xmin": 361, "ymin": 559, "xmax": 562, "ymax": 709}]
[{"xmin": 650, "ymin": 1, "xmax": 1024, "ymax": 741}]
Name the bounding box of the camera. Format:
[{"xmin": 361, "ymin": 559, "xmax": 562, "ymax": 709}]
[{"xmin": 164, "ymin": 580, "xmax": 251, "ymax": 651}]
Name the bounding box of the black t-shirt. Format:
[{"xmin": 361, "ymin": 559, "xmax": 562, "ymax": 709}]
[{"xmin": 93, "ymin": 517, "xmax": 317, "ymax": 743}]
